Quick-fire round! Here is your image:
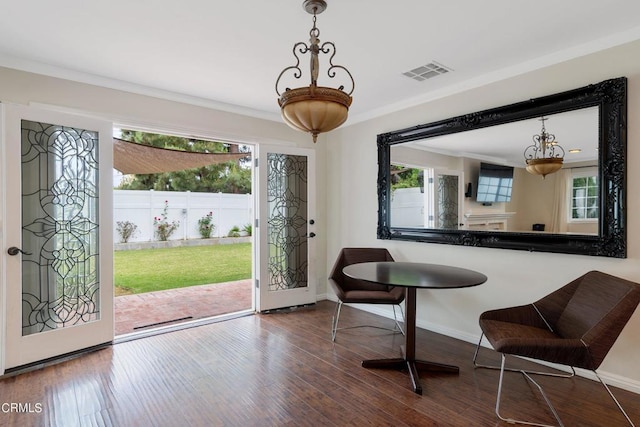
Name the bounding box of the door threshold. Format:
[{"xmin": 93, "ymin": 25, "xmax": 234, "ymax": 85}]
[
  {"xmin": 114, "ymin": 309, "xmax": 255, "ymax": 344},
  {"xmin": 1, "ymin": 342, "xmax": 111, "ymax": 380}
]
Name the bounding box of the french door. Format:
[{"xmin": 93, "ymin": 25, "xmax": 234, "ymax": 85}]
[
  {"xmin": 255, "ymin": 145, "xmax": 316, "ymax": 311},
  {"xmin": 425, "ymin": 169, "xmax": 464, "ymax": 229},
  {"xmin": 1, "ymin": 104, "xmax": 114, "ymax": 372}
]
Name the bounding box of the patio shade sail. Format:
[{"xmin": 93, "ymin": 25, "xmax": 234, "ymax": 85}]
[{"xmin": 113, "ymin": 138, "xmax": 249, "ymax": 174}]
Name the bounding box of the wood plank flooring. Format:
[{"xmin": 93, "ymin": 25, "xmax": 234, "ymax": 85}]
[{"xmin": 0, "ymin": 300, "xmax": 638, "ymax": 426}]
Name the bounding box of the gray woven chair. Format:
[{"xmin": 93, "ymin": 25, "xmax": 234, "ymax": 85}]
[
  {"xmin": 473, "ymin": 270, "xmax": 640, "ymax": 426},
  {"xmin": 329, "ymin": 248, "xmax": 405, "ymax": 341}
]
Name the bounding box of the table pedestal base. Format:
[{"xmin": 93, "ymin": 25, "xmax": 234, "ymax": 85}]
[{"xmin": 362, "ymin": 358, "xmax": 459, "ymax": 395}]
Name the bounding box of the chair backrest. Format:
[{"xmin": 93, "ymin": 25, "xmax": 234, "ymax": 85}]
[
  {"xmin": 329, "ymin": 248, "xmax": 394, "ymax": 293},
  {"xmin": 537, "ymin": 271, "xmax": 640, "ymax": 369}
]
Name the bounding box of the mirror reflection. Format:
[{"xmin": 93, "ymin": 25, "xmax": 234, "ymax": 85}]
[{"xmin": 389, "ymin": 107, "xmax": 599, "ymax": 235}]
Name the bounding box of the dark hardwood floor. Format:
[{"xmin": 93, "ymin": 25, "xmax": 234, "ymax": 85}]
[{"xmin": 0, "ymin": 300, "xmax": 638, "ymax": 426}]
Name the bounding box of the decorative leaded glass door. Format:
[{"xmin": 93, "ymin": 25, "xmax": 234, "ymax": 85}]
[
  {"xmin": 433, "ymin": 170, "xmax": 464, "ymax": 230},
  {"xmin": 256, "ymin": 146, "xmax": 316, "ymax": 311},
  {"xmin": 2, "ymin": 105, "xmax": 114, "ymax": 371}
]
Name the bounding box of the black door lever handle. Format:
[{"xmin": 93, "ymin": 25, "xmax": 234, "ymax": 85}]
[{"xmin": 7, "ymin": 247, "xmax": 32, "ymax": 256}]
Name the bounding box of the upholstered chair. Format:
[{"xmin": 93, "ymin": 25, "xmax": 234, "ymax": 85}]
[
  {"xmin": 473, "ymin": 270, "xmax": 640, "ymax": 426},
  {"xmin": 329, "ymin": 248, "xmax": 405, "ymax": 341}
]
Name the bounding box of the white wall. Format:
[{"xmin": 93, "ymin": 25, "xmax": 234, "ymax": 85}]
[{"xmin": 326, "ymin": 39, "xmax": 640, "ymax": 392}]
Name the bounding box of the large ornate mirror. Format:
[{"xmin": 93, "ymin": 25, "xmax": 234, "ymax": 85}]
[{"xmin": 377, "ymin": 77, "xmax": 627, "ymax": 257}]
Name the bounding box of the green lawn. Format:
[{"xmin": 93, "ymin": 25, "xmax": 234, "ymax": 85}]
[{"xmin": 114, "ymin": 243, "xmax": 252, "ymax": 295}]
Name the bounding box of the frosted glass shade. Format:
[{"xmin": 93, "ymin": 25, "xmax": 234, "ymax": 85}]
[
  {"xmin": 525, "ymin": 158, "xmax": 563, "ymax": 178},
  {"xmin": 279, "ymin": 85, "xmax": 352, "ymax": 142}
]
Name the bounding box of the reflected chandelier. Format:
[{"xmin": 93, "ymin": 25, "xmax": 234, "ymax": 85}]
[
  {"xmin": 275, "ymin": 0, "xmax": 354, "ymax": 143},
  {"xmin": 523, "ymin": 117, "xmax": 565, "ymax": 178}
]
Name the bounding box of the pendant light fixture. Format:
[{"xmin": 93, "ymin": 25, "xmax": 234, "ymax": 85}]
[
  {"xmin": 523, "ymin": 117, "xmax": 565, "ymax": 178},
  {"xmin": 275, "ymin": 0, "xmax": 354, "ymax": 143}
]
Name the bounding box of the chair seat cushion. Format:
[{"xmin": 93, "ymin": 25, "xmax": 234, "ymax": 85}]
[
  {"xmin": 480, "ymin": 319, "xmax": 594, "ymax": 369},
  {"xmin": 339, "ymin": 288, "xmax": 405, "ymax": 305}
]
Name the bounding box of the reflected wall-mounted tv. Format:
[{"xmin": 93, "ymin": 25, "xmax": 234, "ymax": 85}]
[{"xmin": 476, "ymin": 162, "xmax": 514, "ymax": 203}]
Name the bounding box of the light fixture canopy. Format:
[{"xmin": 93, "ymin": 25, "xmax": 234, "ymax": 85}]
[
  {"xmin": 276, "ymin": 0, "xmax": 354, "ymax": 143},
  {"xmin": 523, "ymin": 117, "xmax": 565, "ymax": 178}
]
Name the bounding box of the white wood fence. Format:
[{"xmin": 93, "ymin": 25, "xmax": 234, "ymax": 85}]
[{"xmin": 114, "ymin": 190, "xmax": 252, "ymax": 242}]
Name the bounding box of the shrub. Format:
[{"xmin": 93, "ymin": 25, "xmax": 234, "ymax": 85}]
[
  {"xmin": 154, "ymin": 200, "xmax": 179, "ymax": 241},
  {"xmin": 116, "ymin": 221, "xmax": 138, "ymax": 243},
  {"xmin": 228, "ymin": 225, "xmax": 241, "ymax": 238},
  {"xmin": 242, "ymin": 223, "xmax": 252, "ymax": 236},
  {"xmin": 198, "ymin": 211, "xmax": 216, "ymax": 238}
]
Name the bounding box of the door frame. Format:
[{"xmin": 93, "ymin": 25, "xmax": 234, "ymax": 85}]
[{"xmin": 110, "ymin": 124, "xmax": 258, "ymax": 334}]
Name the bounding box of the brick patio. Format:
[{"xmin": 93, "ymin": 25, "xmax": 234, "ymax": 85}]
[{"xmin": 114, "ymin": 279, "xmax": 253, "ymax": 336}]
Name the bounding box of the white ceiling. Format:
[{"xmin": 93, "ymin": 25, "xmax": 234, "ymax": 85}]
[{"xmin": 1, "ymin": 1, "xmax": 639, "ymax": 125}]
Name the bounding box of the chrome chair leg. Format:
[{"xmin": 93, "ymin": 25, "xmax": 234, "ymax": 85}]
[
  {"xmin": 593, "ymin": 371, "xmax": 636, "ymax": 427},
  {"xmin": 473, "ymin": 334, "xmax": 574, "ymax": 379},
  {"xmin": 332, "ymin": 301, "xmax": 405, "ymax": 341},
  {"xmin": 392, "ymin": 304, "xmax": 405, "ymax": 335},
  {"xmin": 490, "ymin": 353, "xmax": 635, "ymax": 427},
  {"xmin": 476, "ymin": 334, "xmax": 637, "ymax": 427},
  {"xmin": 495, "ymin": 354, "xmax": 564, "ymax": 427},
  {"xmin": 331, "ymin": 301, "xmax": 343, "ymax": 342}
]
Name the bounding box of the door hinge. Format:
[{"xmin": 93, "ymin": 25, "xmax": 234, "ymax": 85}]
[
  {"xmin": 255, "ymin": 218, "xmax": 259, "ymax": 228},
  {"xmin": 255, "ymin": 279, "xmax": 259, "ymax": 289},
  {"xmin": 428, "ymin": 177, "xmax": 434, "ymax": 184},
  {"xmin": 255, "ymin": 158, "xmax": 259, "ymax": 167}
]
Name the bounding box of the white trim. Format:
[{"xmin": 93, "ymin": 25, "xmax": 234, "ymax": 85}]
[
  {"xmin": 0, "ymin": 103, "xmax": 6, "ymax": 374},
  {"xmin": 27, "ymin": 101, "xmax": 298, "ymax": 149}
]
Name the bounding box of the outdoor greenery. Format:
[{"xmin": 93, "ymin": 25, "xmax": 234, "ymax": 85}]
[
  {"xmin": 153, "ymin": 200, "xmax": 180, "ymax": 241},
  {"xmin": 114, "ymin": 243, "xmax": 252, "ymax": 295},
  {"xmin": 116, "ymin": 130, "xmax": 252, "ymax": 193},
  {"xmin": 197, "ymin": 211, "xmax": 216, "ymax": 238},
  {"xmin": 227, "ymin": 225, "xmax": 241, "ymax": 237},
  {"xmin": 391, "ymin": 165, "xmax": 422, "ymax": 191},
  {"xmin": 116, "ymin": 220, "xmax": 138, "ymax": 243},
  {"xmin": 242, "ymin": 223, "xmax": 252, "ymax": 236}
]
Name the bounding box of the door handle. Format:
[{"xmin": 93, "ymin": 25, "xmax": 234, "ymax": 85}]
[
  {"xmin": 308, "ymin": 232, "xmax": 316, "ymax": 238},
  {"xmin": 7, "ymin": 247, "xmax": 32, "ymax": 256}
]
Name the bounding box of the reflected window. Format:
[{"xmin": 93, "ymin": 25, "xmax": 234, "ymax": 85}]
[{"xmin": 570, "ymin": 168, "xmax": 598, "ymax": 221}]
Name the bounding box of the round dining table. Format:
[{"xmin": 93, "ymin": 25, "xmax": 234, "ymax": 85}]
[{"xmin": 343, "ymin": 261, "xmax": 487, "ymax": 395}]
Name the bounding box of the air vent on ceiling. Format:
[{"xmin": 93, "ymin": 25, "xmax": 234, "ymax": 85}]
[{"xmin": 402, "ymin": 61, "xmax": 452, "ymax": 82}]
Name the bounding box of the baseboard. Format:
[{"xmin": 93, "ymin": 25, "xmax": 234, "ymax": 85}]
[{"xmin": 326, "ymin": 298, "xmax": 640, "ymax": 395}]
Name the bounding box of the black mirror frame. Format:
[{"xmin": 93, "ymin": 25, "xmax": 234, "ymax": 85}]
[{"xmin": 377, "ymin": 77, "xmax": 627, "ymax": 258}]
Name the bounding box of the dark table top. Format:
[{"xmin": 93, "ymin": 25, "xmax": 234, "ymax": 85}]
[{"xmin": 343, "ymin": 262, "xmax": 487, "ymax": 289}]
